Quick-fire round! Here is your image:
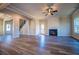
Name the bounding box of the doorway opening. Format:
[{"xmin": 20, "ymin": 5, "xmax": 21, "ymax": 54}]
[
  {"xmin": 40, "ymin": 23, "xmax": 45, "ymax": 35},
  {"xmin": 5, "ymin": 20, "xmax": 13, "ymax": 35}
]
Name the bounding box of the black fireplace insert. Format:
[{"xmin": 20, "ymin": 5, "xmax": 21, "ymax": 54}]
[{"xmin": 49, "ymin": 29, "xmax": 57, "ymax": 36}]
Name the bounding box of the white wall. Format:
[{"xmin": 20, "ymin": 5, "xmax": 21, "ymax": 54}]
[
  {"xmin": 26, "ymin": 16, "xmax": 71, "ymax": 36},
  {"xmin": 47, "ymin": 16, "xmax": 70, "ymax": 36},
  {"xmin": 47, "ymin": 17, "xmax": 60, "ymax": 35},
  {"xmin": 29, "ymin": 19, "xmax": 36, "ymax": 35},
  {"xmin": 58, "ymin": 16, "xmax": 70, "ymax": 36},
  {"xmin": 35, "ymin": 19, "xmax": 40, "ymax": 35},
  {"xmin": 1, "ymin": 7, "xmax": 71, "ymax": 36}
]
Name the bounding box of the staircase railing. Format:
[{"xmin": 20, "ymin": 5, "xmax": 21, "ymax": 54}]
[{"xmin": 19, "ymin": 19, "xmax": 26, "ymax": 30}]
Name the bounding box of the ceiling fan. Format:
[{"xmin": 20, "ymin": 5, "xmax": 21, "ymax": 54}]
[{"xmin": 42, "ymin": 3, "xmax": 58, "ymax": 16}]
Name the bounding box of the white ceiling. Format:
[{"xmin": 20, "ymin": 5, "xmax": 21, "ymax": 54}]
[{"xmin": 10, "ymin": 3, "xmax": 78, "ymax": 19}]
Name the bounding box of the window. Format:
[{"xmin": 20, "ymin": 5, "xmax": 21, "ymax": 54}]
[{"xmin": 74, "ymin": 17, "xmax": 79, "ymax": 34}]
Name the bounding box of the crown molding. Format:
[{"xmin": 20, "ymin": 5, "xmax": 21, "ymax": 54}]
[
  {"xmin": 0, "ymin": 3, "xmax": 10, "ymax": 10},
  {"xmin": 6, "ymin": 5, "xmax": 34, "ymax": 20},
  {"xmin": 69, "ymin": 4, "xmax": 79, "ymax": 17}
]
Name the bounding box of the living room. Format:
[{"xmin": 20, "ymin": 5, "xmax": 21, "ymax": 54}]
[{"xmin": 0, "ymin": 3, "xmax": 79, "ymax": 55}]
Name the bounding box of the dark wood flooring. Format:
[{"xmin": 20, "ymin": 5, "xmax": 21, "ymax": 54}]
[{"xmin": 0, "ymin": 35, "xmax": 79, "ymax": 55}]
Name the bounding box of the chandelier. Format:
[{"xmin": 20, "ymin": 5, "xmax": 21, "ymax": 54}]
[{"xmin": 42, "ymin": 4, "xmax": 58, "ymax": 16}]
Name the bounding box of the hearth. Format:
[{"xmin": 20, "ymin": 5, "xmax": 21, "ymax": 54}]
[{"xmin": 49, "ymin": 29, "xmax": 57, "ymax": 36}]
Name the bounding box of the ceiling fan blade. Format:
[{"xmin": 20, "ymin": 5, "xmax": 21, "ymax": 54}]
[
  {"xmin": 53, "ymin": 10, "xmax": 58, "ymax": 12},
  {"xmin": 51, "ymin": 13, "xmax": 53, "ymax": 15}
]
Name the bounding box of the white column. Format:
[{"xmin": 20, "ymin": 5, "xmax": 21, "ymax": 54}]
[{"xmin": 12, "ymin": 16, "xmax": 20, "ymax": 38}]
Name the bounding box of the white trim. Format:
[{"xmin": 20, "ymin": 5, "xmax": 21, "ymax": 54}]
[{"xmin": 6, "ymin": 5, "xmax": 33, "ymax": 20}]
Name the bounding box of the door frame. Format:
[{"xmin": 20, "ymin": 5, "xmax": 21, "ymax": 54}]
[{"xmin": 4, "ymin": 20, "xmax": 13, "ymax": 35}]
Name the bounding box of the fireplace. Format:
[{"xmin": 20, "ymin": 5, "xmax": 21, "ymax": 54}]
[{"xmin": 49, "ymin": 29, "xmax": 57, "ymax": 36}]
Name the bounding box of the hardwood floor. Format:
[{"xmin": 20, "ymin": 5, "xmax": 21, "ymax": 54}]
[{"xmin": 0, "ymin": 35, "xmax": 79, "ymax": 55}]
